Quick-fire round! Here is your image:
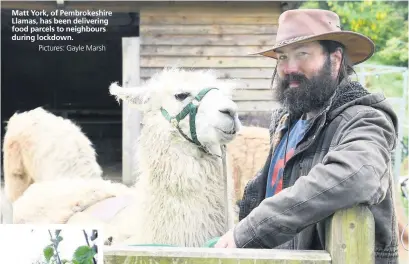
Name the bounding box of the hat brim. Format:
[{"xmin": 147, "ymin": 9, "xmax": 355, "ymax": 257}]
[{"xmin": 253, "ymin": 31, "xmax": 375, "ymax": 65}]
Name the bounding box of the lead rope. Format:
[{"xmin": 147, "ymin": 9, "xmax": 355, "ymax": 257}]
[{"xmin": 221, "ymin": 144, "xmax": 233, "ymax": 231}]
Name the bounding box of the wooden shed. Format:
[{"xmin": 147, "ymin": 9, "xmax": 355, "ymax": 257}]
[
  {"xmin": 138, "ymin": 1, "xmax": 299, "ymax": 119},
  {"xmin": 138, "ymin": 1, "xmax": 285, "ymax": 115},
  {"xmin": 1, "ymin": 0, "xmax": 300, "ymax": 179}
]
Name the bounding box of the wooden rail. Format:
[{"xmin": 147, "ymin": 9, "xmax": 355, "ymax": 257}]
[{"xmin": 103, "ymin": 205, "xmax": 374, "ymax": 264}]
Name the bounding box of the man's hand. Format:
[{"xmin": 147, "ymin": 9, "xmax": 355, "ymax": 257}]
[{"xmin": 214, "ymin": 229, "xmax": 237, "ymax": 248}]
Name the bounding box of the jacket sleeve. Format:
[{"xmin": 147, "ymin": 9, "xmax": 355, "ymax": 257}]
[{"xmin": 233, "ymin": 108, "xmax": 397, "ymax": 248}]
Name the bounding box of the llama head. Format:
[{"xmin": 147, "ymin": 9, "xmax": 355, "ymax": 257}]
[{"xmin": 109, "ymin": 68, "xmax": 242, "ymax": 150}]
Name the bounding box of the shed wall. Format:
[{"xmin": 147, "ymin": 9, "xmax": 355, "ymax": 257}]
[{"xmin": 139, "ymin": 2, "xmax": 281, "ymax": 113}]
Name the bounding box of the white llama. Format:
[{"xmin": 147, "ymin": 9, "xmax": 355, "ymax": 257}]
[
  {"xmin": 12, "ymin": 68, "xmax": 241, "ymax": 247},
  {"xmin": 2, "ymin": 107, "xmax": 103, "ymax": 202}
]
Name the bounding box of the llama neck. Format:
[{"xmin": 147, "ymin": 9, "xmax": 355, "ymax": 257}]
[{"xmin": 135, "ymin": 117, "xmax": 224, "ymax": 193}]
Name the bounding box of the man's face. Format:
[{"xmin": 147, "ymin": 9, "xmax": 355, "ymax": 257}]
[{"xmin": 274, "ymin": 41, "xmax": 339, "ymax": 117}]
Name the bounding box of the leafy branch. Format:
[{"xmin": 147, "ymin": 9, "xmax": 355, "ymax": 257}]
[{"xmin": 40, "ymin": 229, "xmax": 97, "ymax": 264}]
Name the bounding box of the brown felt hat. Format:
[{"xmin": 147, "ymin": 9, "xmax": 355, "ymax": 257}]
[{"xmin": 255, "ymin": 9, "xmax": 375, "ymax": 65}]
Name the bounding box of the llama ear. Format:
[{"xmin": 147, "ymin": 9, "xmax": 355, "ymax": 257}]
[{"xmin": 109, "ymin": 82, "xmax": 149, "ymax": 111}]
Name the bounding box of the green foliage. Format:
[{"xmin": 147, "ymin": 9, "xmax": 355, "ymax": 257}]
[
  {"xmin": 327, "ymin": 1, "xmax": 399, "ymax": 48},
  {"xmin": 72, "ymin": 246, "xmax": 97, "ymax": 264},
  {"xmin": 43, "ymin": 246, "xmax": 54, "ymax": 263},
  {"xmin": 375, "ymin": 21, "xmax": 408, "ymax": 67},
  {"xmin": 41, "ymin": 229, "xmax": 97, "ymax": 264}
]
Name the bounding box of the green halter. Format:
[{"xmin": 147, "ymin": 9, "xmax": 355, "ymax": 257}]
[{"xmin": 160, "ymin": 88, "xmax": 218, "ymax": 156}]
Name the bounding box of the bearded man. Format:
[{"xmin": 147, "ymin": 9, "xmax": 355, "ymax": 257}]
[{"xmin": 215, "ymin": 9, "xmax": 400, "ymax": 264}]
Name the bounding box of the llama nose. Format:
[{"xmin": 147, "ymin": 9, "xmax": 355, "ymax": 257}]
[{"xmin": 219, "ymin": 107, "xmax": 236, "ymax": 118}]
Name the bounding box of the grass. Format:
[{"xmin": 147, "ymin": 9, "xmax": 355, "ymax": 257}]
[{"xmin": 351, "ymin": 62, "xmax": 406, "ymax": 98}]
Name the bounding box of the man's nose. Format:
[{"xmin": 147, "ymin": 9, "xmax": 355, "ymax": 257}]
[{"xmin": 282, "ymin": 60, "xmax": 300, "ymax": 75}]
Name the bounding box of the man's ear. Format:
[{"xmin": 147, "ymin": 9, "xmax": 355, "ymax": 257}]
[{"xmin": 109, "ymin": 82, "xmax": 149, "ymax": 111}]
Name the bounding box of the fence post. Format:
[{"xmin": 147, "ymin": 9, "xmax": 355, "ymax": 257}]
[
  {"xmin": 325, "ymin": 205, "xmax": 375, "ymax": 264},
  {"xmin": 121, "ymin": 37, "xmax": 141, "ymax": 186}
]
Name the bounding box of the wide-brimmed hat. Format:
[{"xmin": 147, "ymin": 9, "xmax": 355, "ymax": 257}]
[{"xmin": 255, "ymin": 9, "xmax": 375, "ymax": 65}]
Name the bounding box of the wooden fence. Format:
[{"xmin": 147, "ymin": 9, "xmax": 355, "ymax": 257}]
[{"xmin": 103, "ymin": 205, "xmax": 375, "ymax": 264}]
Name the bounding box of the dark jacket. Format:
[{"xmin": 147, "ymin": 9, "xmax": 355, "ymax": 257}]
[{"xmin": 234, "ymin": 79, "xmax": 400, "ymax": 264}]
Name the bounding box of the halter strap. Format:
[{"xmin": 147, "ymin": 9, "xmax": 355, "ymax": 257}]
[{"xmin": 160, "ymin": 88, "xmax": 220, "ymax": 157}]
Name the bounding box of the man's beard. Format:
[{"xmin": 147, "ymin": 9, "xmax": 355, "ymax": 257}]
[{"xmin": 274, "ymin": 56, "xmax": 338, "ymax": 117}]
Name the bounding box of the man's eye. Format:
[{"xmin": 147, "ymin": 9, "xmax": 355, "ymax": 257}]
[
  {"xmin": 175, "ymin": 92, "xmax": 190, "ymax": 101},
  {"xmin": 278, "ymin": 55, "xmax": 287, "ymax": 60}
]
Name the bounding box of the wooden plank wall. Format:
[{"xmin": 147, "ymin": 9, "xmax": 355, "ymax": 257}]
[{"xmin": 139, "ymin": 2, "xmax": 281, "ymax": 113}]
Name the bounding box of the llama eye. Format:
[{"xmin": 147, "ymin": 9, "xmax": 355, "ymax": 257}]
[{"xmin": 174, "ymin": 92, "xmax": 190, "ymax": 101}]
